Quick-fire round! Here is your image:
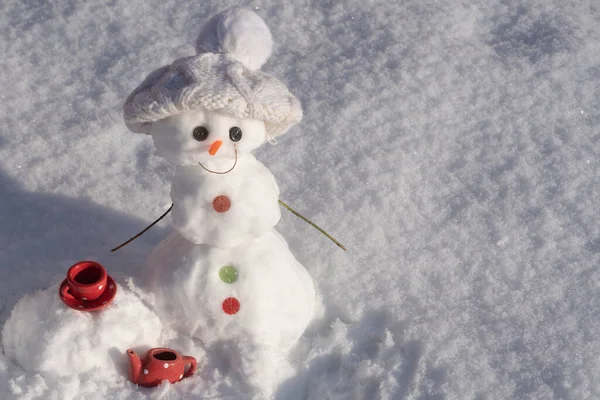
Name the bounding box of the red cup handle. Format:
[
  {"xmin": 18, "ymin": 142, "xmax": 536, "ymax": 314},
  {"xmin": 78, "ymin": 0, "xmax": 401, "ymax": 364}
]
[
  {"xmin": 61, "ymin": 284, "xmax": 76, "ymax": 300},
  {"xmin": 182, "ymin": 356, "xmax": 197, "ymax": 379}
]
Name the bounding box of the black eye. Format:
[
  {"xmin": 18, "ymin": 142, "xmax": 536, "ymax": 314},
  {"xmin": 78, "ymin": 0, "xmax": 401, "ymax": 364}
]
[
  {"xmin": 192, "ymin": 126, "xmax": 209, "ymax": 141},
  {"xmin": 229, "ymin": 127, "xmax": 242, "ymax": 142}
]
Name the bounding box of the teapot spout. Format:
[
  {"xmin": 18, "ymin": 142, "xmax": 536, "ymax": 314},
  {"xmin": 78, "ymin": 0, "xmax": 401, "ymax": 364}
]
[{"xmin": 126, "ymin": 349, "xmax": 142, "ymax": 384}]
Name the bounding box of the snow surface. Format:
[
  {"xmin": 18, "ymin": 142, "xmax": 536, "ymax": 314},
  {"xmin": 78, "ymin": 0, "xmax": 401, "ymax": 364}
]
[{"xmin": 1, "ymin": 0, "xmax": 600, "ymax": 399}]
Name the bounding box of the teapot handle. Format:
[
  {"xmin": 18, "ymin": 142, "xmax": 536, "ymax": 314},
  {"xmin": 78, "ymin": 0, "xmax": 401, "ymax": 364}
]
[{"xmin": 182, "ymin": 356, "xmax": 197, "ymax": 379}]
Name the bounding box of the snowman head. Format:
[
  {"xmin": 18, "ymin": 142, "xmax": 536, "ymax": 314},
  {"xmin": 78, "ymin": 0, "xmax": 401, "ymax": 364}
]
[
  {"xmin": 148, "ymin": 108, "xmax": 266, "ymax": 165},
  {"xmin": 124, "ymin": 8, "xmax": 302, "ymax": 156}
]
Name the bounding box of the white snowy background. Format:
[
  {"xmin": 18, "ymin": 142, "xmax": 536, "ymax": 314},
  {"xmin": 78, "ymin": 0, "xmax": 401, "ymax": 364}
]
[{"xmin": 1, "ymin": 0, "xmax": 600, "ymax": 399}]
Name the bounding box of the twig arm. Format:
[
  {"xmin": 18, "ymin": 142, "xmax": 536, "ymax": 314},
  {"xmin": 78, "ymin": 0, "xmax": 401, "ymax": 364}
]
[
  {"xmin": 110, "ymin": 200, "xmax": 347, "ymax": 252},
  {"xmin": 111, "ymin": 204, "xmax": 174, "ymax": 252},
  {"xmin": 278, "ymin": 199, "xmax": 347, "ymax": 251}
]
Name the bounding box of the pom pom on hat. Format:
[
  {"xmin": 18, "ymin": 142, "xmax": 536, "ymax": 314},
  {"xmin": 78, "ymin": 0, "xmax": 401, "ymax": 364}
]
[{"xmin": 196, "ymin": 7, "xmax": 273, "ymax": 71}]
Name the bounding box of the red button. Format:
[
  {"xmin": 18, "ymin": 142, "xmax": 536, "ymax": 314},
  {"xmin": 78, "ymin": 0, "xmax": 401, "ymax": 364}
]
[
  {"xmin": 222, "ymin": 297, "xmax": 240, "ymax": 315},
  {"xmin": 213, "ymin": 195, "xmax": 231, "ymax": 213}
]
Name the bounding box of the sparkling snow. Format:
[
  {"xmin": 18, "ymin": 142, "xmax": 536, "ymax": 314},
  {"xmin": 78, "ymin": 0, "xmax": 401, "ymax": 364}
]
[{"xmin": 1, "ymin": 0, "xmax": 600, "ymax": 399}]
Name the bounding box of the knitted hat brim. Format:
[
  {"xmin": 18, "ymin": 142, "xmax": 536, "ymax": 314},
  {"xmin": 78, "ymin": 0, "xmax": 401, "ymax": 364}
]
[{"xmin": 123, "ymin": 53, "xmax": 302, "ymax": 137}]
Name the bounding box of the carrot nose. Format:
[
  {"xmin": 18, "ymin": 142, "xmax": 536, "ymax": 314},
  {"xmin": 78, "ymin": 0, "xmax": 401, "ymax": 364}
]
[{"xmin": 208, "ymin": 140, "xmax": 222, "ymax": 156}]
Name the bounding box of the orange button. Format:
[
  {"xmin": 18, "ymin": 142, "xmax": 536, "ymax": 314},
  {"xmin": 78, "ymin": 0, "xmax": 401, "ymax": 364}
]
[{"xmin": 212, "ymin": 195, "xmax": 231, "ymax": 213}]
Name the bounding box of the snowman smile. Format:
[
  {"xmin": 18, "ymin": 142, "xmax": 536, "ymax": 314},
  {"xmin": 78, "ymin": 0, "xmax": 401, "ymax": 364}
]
[{"xmin": 198, "ymin": 147, "xmax": 238, "ymax": 175}]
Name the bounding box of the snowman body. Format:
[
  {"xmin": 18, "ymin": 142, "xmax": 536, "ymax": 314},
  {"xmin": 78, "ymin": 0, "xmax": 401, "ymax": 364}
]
[
  {"xmin": 145, "ymin": 155, "xmax": 315, "ymax": 350},
  {"xmin": 143, "ymin": 151, "xmax": 315, "ymax": 392}
]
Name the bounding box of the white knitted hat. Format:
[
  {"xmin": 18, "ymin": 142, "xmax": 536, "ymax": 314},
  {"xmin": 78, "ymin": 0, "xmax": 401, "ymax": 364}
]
[{"xmin": 123, "ymin": 7, "xmax": 302, "ymax": 138}]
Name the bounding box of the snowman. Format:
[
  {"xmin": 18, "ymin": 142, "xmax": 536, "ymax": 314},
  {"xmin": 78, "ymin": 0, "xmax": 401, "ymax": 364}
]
[{"xmin": 123, "ymin": 7, "xmax": 316, "ymax": 394}]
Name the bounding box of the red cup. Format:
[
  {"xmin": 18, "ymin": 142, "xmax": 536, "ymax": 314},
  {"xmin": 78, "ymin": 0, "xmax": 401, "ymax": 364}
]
[{"xmin": 61, "ymin": 261, "xmax": 108, "ymax": 301}]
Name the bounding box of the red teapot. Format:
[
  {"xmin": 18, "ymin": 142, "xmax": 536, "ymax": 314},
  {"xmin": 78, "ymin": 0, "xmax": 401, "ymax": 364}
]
[{"xmin": 127, "ymin": 348, "xmax": 197, "ymax": 387}]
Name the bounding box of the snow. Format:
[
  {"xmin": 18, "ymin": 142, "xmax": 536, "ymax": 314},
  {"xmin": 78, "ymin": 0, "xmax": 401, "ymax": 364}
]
[
  {"xmin": 2, "ymin": 284, "xmax": 162, "ymax": 377},
  {"xmin": 1, "ymin": 0, "xmax": 600, "ymax": 399}
]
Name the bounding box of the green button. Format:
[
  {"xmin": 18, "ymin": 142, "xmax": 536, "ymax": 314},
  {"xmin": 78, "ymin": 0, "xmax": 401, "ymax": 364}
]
[{"xmin": 219, "ymin": 265, "xmax": 238, "ymax": 284}]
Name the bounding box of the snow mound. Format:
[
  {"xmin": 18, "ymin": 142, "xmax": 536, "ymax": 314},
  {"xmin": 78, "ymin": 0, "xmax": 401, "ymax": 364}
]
[{"xmin": 2, "ymin": 281, "xmax": 162, "ymax": 377}]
